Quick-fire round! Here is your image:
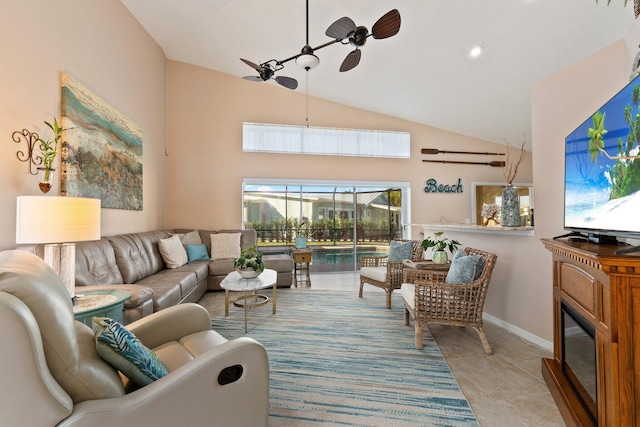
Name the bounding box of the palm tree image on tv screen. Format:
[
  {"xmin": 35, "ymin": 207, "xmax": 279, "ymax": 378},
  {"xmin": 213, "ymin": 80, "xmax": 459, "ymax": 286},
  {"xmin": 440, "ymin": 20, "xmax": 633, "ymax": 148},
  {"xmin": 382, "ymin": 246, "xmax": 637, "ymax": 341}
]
[{"xmin": 565, "ymin": 76, "xmax": 640, "ymax": 234}]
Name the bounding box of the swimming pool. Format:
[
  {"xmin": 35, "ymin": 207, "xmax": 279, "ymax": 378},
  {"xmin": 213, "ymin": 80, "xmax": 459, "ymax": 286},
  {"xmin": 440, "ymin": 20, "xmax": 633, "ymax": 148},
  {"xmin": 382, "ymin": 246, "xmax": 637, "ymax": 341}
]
[{"xmin": 310, "ymin": 247, "xmax": 388, "ymax": 272}]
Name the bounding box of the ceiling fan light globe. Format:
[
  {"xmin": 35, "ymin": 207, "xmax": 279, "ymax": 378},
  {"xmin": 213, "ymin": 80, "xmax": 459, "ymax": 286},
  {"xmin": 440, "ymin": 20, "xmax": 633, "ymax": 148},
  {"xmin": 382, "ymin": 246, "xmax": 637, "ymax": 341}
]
[{"xmin": 296, "ymin": 53, "xmax": 320, "ymax": 70}]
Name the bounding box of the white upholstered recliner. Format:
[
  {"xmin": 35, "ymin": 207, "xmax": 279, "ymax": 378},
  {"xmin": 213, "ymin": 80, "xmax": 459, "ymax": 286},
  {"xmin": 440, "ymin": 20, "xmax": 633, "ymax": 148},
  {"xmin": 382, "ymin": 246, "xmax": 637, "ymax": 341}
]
[{"xmin": 0, "ymin": 250, "xmax": 269, "ymax": 427}]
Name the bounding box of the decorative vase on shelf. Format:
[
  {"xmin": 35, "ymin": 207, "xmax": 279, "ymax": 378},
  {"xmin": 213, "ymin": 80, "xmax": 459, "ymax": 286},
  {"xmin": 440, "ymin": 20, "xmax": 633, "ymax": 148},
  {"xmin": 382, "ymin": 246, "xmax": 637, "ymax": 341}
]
[
  {"xmin": 432, "ymin": 250, "xmax": 448, "ymax": 264},
  {"xmin": 37, "ymin": 167, "xmax": 55, "ymax": 194},
  {"xmin": 500, "ymin": 184, "xmax": 521, "ymax": 227}
]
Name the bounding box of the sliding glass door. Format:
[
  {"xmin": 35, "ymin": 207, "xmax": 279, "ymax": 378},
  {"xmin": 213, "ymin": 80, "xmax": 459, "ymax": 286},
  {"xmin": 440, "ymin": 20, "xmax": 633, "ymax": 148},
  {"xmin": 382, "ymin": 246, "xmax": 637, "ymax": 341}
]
[{"xmin": 242, "ymin": 179, "xmax": 410, "ymax": 272}]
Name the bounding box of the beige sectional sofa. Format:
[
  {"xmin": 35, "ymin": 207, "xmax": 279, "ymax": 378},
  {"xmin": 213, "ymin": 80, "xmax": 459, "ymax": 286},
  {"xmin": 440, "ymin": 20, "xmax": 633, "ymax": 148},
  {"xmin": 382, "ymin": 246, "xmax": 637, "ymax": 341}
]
[{"xmin": 74, "ymin": 228, "xmax": 293, "ymax": 324}]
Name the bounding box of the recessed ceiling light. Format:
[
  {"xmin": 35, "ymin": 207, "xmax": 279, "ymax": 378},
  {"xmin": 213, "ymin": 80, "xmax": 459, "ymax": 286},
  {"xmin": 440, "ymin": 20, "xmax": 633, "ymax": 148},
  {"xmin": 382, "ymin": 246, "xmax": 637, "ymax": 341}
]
[{"xmin": 469, "ymin": 46, "xmax": 483, "ymax": 58}]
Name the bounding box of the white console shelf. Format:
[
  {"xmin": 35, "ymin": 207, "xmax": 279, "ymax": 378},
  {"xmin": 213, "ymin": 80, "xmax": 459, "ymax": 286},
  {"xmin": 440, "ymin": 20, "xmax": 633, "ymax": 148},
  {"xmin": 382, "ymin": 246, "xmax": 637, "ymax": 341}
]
[{"xmin": 414, "ymin": 223, "xmax": 534, "ymax": 236}]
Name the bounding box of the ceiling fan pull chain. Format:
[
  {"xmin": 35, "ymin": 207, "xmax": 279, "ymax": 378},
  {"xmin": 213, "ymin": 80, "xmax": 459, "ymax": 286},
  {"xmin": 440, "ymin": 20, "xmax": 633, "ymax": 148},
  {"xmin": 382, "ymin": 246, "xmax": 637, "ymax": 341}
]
[{"xmin": 306, "ymin": 72, "xmax": 310, "ymax": 128}]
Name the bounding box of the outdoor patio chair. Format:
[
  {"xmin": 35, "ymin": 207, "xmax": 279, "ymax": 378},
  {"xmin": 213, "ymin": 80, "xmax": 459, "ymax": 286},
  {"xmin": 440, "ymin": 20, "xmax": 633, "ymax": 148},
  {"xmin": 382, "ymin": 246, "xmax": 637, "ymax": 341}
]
[
  {"xmin": 401, "ymin": 247, "xmax": 497, "ymax": 354},
  {"xmin": 359, "ymin": 239, "xmax": 424, "ymax": 309}
]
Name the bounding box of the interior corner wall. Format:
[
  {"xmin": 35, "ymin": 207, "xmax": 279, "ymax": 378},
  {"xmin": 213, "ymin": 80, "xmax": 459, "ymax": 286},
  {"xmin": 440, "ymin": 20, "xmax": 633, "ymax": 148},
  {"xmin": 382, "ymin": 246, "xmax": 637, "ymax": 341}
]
[
  {"xmin": 0, "ymin": 0, "xmax": 167, "ymax": 250},
  {"xmin": 530, "ymin": 35, "xmax": 639, "ymax": 342}
]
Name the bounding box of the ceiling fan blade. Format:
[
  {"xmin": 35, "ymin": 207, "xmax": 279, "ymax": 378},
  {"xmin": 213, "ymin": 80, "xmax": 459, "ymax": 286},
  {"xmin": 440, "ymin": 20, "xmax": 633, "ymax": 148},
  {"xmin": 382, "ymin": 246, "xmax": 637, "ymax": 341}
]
[
  {"xmin": 339, "ymin": 49, "xmax": 361, "ymax": 72},
  {"xmin": 243, "ymin": 75, "xmax": 264, "ymax": 82},
  {"xmin": 240, "ymin": 58, "xmax": 264, "ymax": 73},
  {"xmin": 325, "ymin": 16, "xmax": 356, "ymax": 40},
  {"xmin": 371, "ymin": 9, "xmax": 401, "ymax": 39},
  {"xmin": 275, "ymin": 76, "xmax": 298, "ymax": 90}
]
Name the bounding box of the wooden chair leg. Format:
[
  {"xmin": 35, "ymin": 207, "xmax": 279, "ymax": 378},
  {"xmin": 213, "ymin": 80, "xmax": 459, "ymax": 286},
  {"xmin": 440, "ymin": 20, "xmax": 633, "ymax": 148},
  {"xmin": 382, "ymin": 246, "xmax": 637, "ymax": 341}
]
[
  {"xmin": 474, "ymin": 326, "xmax": 493, "ymax": 355},
  {"xmin": 404, "ymin": 307, "xmax": 410, "ymax": 325},
  {"xmin": 414, "ymin": 323, "xmax": 424, "ymax": 350},
  {"xmin": 385, "ymin": 289, "xmax": 392, "ymax": 309},
  {"xmin": 358, "ymin": 278, "xmax": 364, "ymax": 298}
]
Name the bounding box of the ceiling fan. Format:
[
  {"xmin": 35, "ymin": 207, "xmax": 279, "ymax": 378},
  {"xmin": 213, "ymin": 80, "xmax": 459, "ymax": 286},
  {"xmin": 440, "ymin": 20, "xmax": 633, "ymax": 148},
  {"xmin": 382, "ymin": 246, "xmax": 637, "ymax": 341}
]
[{"xmin": 241, "ymin": 1, "xmax": 401, "ymax": 90}]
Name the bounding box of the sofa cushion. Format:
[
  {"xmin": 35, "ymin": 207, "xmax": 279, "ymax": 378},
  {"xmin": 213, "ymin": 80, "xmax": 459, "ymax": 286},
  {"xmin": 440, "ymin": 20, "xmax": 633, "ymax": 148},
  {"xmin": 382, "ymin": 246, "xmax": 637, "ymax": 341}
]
[
  {"xmin": 93, "ymin": 317, "xmax": 168, "ymax": 386},
  {"xmin": 158, "ymin": 235, "xmax": 188, "ymax": 269},
  {"xmin": 263, "ymin": 254, "xmax": 294, "ymax": 273},
  {"xmin": 185, "ymin": 244, "xmax": 209, "ymax": 263},
  {"xmin": 108, "ymin": 231, "xmax": 171, "ymax": 283},
  {"xmin": 210, "ymin": 233, "xmax": 241, "ymax": 260},
  {"xmin": 152, "ymin": 330, "xmax": 228, "ymax": 372},
  {"xmin": 190, "ymin": 229, "xmax": 257, "ymax": 256},
  {"xmin": 75, "ymin": 239, "xmax": 124, "ymax": 286},
  {"xmin": 174, "ymin": 261, "xmax": 209, "ymax": 284},
  {"xmin": 136, "ymin": 271, "xmax": 196, "ymax": 312},
  {"xmin": 208, "ymin": 258, "xmax": 236, "ymax": 277},
  {"xmin": 176, "ymin": 230, "xmax": 202, "ymax": 246}
]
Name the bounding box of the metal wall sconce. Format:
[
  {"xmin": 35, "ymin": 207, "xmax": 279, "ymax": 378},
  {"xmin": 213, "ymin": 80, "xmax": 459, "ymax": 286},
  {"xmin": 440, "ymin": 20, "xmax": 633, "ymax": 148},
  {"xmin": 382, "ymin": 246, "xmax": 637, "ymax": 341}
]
[{"xmin": 12, "ymin": 128, "xmax": 43, "ymax": 175}]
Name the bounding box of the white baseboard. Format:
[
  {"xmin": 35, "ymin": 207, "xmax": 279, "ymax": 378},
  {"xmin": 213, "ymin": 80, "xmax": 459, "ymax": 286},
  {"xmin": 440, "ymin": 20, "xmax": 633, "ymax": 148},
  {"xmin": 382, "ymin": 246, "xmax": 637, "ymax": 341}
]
[{"xmin": 483, "ymin": 313, "xmax": 553, "ymax": 352}]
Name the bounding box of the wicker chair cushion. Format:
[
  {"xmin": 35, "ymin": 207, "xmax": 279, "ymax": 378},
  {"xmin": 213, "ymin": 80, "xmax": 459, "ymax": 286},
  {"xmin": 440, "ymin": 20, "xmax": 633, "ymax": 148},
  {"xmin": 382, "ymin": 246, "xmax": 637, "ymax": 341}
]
[
  {"xmin": 388, "ymin": 240, "xmax": 413, "ymax": 261},
  {"xmin": 400, "ymin": 283, "xmax": 415, "ymax": 308},
  {"xmin": 445, "ymin": 251, "xmax": 484, "ymax": 284},
  {"xmin": 360, "ymin": 266, "xmax": 387, "ymax": 282}
]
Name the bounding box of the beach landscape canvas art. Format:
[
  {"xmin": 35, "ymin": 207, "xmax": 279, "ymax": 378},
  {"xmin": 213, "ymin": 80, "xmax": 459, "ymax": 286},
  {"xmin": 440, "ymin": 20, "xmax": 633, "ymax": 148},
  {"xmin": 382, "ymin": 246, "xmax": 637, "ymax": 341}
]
[{"xmin": 61, "ymin": 73, "xmax": 143, "ymax": 210}]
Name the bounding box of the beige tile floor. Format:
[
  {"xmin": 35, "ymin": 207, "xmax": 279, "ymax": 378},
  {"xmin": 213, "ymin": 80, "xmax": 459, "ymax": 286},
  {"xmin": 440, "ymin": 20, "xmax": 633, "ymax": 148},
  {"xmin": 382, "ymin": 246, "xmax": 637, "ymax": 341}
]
[{"xmin": 198, "ymin": 272, "xmax": 565, "ymax": 427}]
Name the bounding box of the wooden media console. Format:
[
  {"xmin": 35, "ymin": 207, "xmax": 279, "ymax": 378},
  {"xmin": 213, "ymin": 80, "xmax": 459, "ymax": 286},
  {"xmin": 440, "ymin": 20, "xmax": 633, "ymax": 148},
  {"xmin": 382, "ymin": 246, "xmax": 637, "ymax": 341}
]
[{"xmin": 542, "ymin": 238, "xmax": 640, "ymax": 426}]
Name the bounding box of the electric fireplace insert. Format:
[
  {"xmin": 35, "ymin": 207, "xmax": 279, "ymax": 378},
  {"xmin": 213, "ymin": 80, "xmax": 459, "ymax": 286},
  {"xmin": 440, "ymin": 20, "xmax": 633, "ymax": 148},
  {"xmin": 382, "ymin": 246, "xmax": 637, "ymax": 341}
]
[{"xmin": 561, "ymin": 301, "xmax": 597, "ymax": 425}]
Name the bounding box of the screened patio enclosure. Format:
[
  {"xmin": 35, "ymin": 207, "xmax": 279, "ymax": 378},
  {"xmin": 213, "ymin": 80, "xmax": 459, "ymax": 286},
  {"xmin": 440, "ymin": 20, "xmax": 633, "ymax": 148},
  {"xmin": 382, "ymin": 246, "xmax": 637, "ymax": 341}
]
[{"xmin": 242, "ymin": 180, "xmax": 411, "ymax": 273}]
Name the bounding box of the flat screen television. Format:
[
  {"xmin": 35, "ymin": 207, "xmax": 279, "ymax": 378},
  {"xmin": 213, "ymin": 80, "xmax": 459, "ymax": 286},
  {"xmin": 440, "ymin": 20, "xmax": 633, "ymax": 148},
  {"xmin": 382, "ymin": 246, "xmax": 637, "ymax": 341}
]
[{"xmin": 563, "ymin": 74, "xmax": 640, "ymax": 248}]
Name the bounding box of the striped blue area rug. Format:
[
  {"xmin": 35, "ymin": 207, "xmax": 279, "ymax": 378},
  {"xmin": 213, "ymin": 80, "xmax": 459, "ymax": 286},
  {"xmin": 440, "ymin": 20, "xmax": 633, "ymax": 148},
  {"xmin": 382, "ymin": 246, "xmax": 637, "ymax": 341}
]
[{"xmin": 212, "ymin": 290, "xmax": 479, "ymax": 427}]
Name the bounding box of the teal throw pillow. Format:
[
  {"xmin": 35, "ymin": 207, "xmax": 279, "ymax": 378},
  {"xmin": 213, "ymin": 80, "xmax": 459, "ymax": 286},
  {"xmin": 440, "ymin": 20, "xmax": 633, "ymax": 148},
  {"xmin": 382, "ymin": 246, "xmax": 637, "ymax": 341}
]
[
  {"xmin": 445, "ymin": 253, "xmax": 485, "ymax": 284},
  {"xmin": 93, "ymin": 317, "xmax": 168, "ymax": 386},
  {"xmin": 388, "ymin": 240, "xmax": 413, "ymax": 261},
  {"xmin": 185, "ymin": 244, "xmax": 210, "ymax": 263}
]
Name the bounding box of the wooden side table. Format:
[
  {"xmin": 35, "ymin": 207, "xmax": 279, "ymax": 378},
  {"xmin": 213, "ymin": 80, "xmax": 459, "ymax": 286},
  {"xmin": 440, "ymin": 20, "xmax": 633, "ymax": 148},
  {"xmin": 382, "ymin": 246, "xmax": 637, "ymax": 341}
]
[
  {"xmin": 73, "ymin": 289, "xmax": 132, "ymax": 327},
  {"xmin": 402, "ymin": 260, "xmax": 451, "ymax": 284},
  {"xmin": 402, "ymin": 260, "xmax": 451, "ymax": 271},
  {"xmin": 292, "ymin": 248, "xmax": 312, "ymax": 287}
]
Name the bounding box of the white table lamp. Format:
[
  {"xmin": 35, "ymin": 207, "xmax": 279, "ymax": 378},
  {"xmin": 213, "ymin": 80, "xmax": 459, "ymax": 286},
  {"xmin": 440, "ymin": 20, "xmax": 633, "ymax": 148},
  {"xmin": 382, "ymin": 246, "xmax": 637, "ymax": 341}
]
[{"xmin": 16, "ymin": 196, "xmax": 101, "ymax": 304}]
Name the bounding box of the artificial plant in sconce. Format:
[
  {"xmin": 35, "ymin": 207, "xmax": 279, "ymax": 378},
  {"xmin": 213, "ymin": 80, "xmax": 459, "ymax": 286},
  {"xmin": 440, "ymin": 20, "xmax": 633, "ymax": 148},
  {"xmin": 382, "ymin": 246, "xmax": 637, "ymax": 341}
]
[
  {"xmin": 39, "ymin": 117, "xmax": 71, "ymax": 171},
  {"xmin": 36, "ymin": 117, "xmax": 73, "ymax": 193}
]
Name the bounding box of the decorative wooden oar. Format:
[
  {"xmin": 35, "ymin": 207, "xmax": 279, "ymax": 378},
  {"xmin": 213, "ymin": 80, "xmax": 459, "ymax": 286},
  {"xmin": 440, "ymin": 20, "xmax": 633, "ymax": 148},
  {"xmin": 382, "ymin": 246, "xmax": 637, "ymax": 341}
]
[
  {"xmin": 422, "ymin": 159, "xmax": 506, "ymax": 167},
  {"xmin": 421, "ymin": 148, "xmax": 505, "ymax": 156}
]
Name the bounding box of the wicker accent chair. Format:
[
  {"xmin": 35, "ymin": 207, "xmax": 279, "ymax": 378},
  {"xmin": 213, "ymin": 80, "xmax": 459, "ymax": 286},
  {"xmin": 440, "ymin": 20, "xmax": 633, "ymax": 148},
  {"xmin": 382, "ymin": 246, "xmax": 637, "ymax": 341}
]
[
  {"xmin": 401, "ymin": 247, "xmax": 497, "ymax": 354},
  {"xmin": 359, "ymin": 239, "xmax": 424, "ymax": 309}
]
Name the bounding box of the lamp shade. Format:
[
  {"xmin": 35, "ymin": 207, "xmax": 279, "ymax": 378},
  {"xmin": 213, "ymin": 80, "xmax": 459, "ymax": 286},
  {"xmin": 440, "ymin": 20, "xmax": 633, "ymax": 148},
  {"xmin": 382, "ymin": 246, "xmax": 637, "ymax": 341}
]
[{"xmin": 16, "ymin": 196, "xmax": 101, "ymax": 244}]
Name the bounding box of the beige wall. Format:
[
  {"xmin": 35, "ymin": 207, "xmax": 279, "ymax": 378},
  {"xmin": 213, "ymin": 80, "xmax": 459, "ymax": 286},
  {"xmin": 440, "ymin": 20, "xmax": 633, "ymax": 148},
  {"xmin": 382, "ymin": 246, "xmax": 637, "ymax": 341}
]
[
  {"xmin": 0, "ymin": 0, "xmax": 167, "ymax": 250},
  {"xmin": 166, "ymin": 60, "xmax": 531, "ymax": 231}
]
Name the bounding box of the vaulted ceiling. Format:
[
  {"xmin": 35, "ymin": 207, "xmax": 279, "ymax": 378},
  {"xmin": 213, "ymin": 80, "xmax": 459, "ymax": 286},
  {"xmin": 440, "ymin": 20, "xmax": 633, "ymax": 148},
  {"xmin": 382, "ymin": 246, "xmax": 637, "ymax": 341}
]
[{"xmin": 121, "ymin": 0, "xmax": 636, "ymax": 149}]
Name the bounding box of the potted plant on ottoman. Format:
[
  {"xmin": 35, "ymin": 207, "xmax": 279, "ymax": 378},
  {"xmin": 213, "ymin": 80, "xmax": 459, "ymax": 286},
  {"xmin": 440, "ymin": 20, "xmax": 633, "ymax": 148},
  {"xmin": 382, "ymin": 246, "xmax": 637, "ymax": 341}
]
[
  {"xmin": 421, "ymin": 231, "xmax": 461, "ymax": 264},
  {"xmin": 234, "ymin": 245, "xmax": 265, "ymax": 278}
]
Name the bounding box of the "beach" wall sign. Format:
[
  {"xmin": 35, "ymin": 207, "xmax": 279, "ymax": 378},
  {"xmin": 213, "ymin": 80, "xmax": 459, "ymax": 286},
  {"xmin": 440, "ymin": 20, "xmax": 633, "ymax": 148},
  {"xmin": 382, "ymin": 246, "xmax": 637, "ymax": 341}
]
[{"xmin": 424, "ymin": 178, "xmax": 463, "ymax": 193}]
